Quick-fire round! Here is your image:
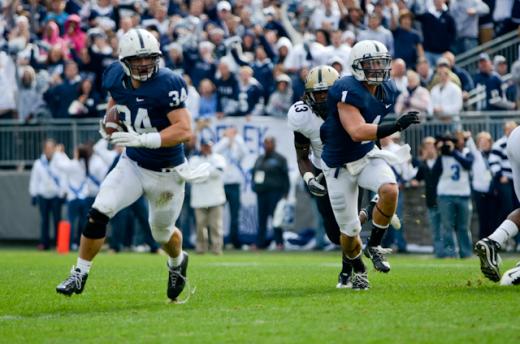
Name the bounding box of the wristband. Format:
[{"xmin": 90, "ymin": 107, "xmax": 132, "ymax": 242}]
[
  {"xmin": 303, "ymin": 172, "xmax": 315, "ymax": 184},
  {"xmin": 376, "ymin": 123, "xmax": 399, "ymax": 139},
  {"xmin": 143, "ymin": 133, "xmax": 162, "ymax": 149}
]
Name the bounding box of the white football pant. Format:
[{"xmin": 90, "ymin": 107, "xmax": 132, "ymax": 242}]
[
  {"xmin": 93, "ymin": 154, "xmax": 185, "ymax": 243},
  {"xmin": 507, "ymin": 126, "xmax": 520, "ymax": 202},
  {"xmin": 322, "ymin": 158, "xmax": 396, "ymax": 236}
]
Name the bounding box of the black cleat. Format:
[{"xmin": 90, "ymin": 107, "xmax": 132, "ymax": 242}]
[
  {"xmin": 364, "ymin": 246, "xmax": 391, "ymax": 273},
  {"xmin": 336, "ymin": 272, "xmax": 352, "ymax": 289},
  {"xmin": 167, "ymin": 251, "xmax": 189, "ymax": 301},
  {"xmin": 56, "ymin": 266, "xmax": 88, "ymax": 296},
  {"xmin": 475, "ymin": 238, "xmax": 502, "ymax": 282},
  {"xmin": 351, "ymin": 272, "xmax": 370, "ymax": 291}
]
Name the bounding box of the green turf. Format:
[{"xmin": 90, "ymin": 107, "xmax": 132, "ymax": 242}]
[{"xmin": 1, "ymin": 250, "xmax": 519, "ymax": 343}]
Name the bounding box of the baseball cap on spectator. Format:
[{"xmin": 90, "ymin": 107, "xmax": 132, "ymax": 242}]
[
  {"xmin": 493, "ymin": 55, "xmax": 507, "ymax": 66},
  {"xmin": 167, "ymin": 42, "xmax": 183, "ymax": 53},
  {"xmin": 217, "ymin": 1, "xmax": 231, "ymax": 12},
  {"xmin": 276, "ymin": 37, "xmax": 293, "ymax": 51},
  {"xmin": 200, "ymin": 138, "xmax": 214, "ymax": 146},
  {"xmin": 263, "ymin": 6, "xmax": 276, "ymax": 17},
  {"xmin": 436, "ymin": 57, "xmax": 450, "ymax": 67},
  {"xmin": 479, "ymin": 53, "xmax": 491, "ymax": 62},
  {"xmin": 87, "ymin": 27, "xmax": 107, "ymax": 40},
  {"xmin": 276, "ymin": 73, "xmax": 291, "ymax": 84}
]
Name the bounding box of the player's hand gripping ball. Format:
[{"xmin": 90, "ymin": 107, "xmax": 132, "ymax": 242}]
[{"xmin": 99, "ymin": 106, "xmax": 125, "ymax": 139}]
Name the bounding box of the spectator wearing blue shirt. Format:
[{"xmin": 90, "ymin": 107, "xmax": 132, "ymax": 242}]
[
  {"xmin": 442, "ymin": 51, "xmax": 475, "ymax": 101},
  {"xmin": 416, "ymin": 0, "xmax": 456, "ymax": 66},
  {"xmin": 215, "ymin": 60, "xmax": 240, "ymax": 118},
  {"xmin": 252, "ymin": 46, "xmax": 275, "ymax": 103},
  {"xmin": 198, "ymin": 79, "xmax": 218, "ymax": 119},
  {"xmin": 237, "ymin": 66, "xmax": 264, "ymax": 117},
  {"xmin": 188, "ymin": 41, "xmax": 218, "ymax": 89},
  {"xmin": 43, "ymin": 60, "xmax": 82, "ymax": 118},
  {"xmin": 391, "ymin": 10, "xmax": 423, "ymax": 70},
  {"xmin": 473, "ymin": 53, "xmax": 514, "ymax": 111}
]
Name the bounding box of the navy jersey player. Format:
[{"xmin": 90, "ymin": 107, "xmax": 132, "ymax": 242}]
[
  {"xmin": 320, "ymin": 40, "xmax": 420, "ymax": 290},
  {"xmin": 57, "ymin": 29, "xmax": 199, "ymax": 301},
  {"xmin": 287, "ymin": 65, "xmax": 401, "ymax": 289}
]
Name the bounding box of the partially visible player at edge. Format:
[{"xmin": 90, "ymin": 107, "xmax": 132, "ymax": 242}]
[
  {"xmin": 56, "ymin": 28, "xmax": 194, "ymax": 301},
  {"xmin": 287, "ymin": 65, "xmax": 400, "ymax": 288},
  {"xmin": 476, "ymin": 125, "xmax": 520, "ymax": 286},
  {"xmin": 320, "ymin": 40, "xmax": 420, "ymax": 290}
]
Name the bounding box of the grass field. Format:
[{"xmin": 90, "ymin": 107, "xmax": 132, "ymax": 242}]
[{"xmin": 1, "ymin": 250, "xmax": 519, "ymax": 344}]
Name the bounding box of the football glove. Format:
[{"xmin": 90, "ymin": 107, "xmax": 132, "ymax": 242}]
[
  {"xmin": 395, "ymin": 111, "xmax": 420, "ymax": 131},
  {"xmin": 110, "ymin": 126, "xmax": 162, "ymax": 149},
  {"xmin": 303, "ymin": 172, "xmax": 327, "ymax": 197},
  {"xmin": 98, "ymin": 119, "xmax": 109, "ymax": 139}
]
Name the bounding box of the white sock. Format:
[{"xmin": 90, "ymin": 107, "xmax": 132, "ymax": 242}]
[
  {"xmin": 489, "ymin": 220, "xmax": 519, "ymax": 247},
  {"xmin": 76, "ymin": 257, "xmax": 92, "ymax": 274},
  {"xmin": 168, "ymin": 252, "xmax": 184, "ymax": 268}
]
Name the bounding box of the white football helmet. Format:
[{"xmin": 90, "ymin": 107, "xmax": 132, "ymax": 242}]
[
  {"xmin": 119, "ymin": 28, "xmax": 162, "ymax": 81},
  {"xmin": 348, "ymin": 40, "xmax": 392, "ymax": 85}
]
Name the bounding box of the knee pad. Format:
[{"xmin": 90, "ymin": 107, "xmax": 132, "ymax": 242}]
[
  {"xmin": 151, "ymin": 226, "xmax": 175, "ymax": 245},
  {"xmin": 82, "ymin": 208, "xmax": 109, "ymax": 239}
]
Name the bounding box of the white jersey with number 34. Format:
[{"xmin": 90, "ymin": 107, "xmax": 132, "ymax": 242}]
[{"xmin": 287, "ymin": 101, "xmax": 324, "ymax": 169}]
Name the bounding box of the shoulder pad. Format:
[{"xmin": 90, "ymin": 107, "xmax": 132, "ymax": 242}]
[
  {"xmin": 287, "ymin": 101, "xmax": 313, "ymax": 131},
  {"xmin": 102, "ymin": 62, "xmax": 124, "ymax": 92}
]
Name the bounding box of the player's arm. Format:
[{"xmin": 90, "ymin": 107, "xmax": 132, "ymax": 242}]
[
  {"xmin": 294, "ymin": 131, "xmax": 313, "ymax": 177},
  {"xmin": 160, "ymin": 107, "xmax": 192, "ymax": 147},
  {"xmin": 338, "ymin": 102, "xmax": 420, "ymax": 142},
  {"xmin": 293, "ymin": 131, "xmax": 326, "ymax": 197}
]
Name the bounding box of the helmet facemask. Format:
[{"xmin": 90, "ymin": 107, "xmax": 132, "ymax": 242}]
[
  {"xmin": 304, "ymin": 89, "xmax": 329, "ymax": 119},
  {"xmin": 122, "ymin": 53, "xmax": 161, "ymax": 82},
  {"xmin": 353, "ymin": 55, "xmax": 392, "ymax": 85}
]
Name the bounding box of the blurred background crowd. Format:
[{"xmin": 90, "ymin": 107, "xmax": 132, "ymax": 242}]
[
  {"xmin": 2, "ymin": 0, "xmax": 520, "ymax": 257},
  {"xmin": 2, "ymin": 0, "xmax": 520, "ymax": 122}
]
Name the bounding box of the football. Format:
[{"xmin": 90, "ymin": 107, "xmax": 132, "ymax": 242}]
[{"xmin": 103, "ymin": 106, "xmax": 125, "ymax": 136}]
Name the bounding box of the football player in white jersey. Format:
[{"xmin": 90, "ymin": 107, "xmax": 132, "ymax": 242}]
[
  {"xmin": 56, "ymin": 29, "xmax": 206, "ymax": 301},
  {"xmin": 287, "ymin": 65, "xmax": 400, "ymax": 288},
  {"xmin": 476, "ymin": 125, "xmax": 520, "ymax": 286}
]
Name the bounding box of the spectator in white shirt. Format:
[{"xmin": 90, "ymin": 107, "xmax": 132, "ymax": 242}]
[
  {"xmin": 309, "ymin": 0, "xmax": 341, "ymax": 30},
  {"xmin": 53, "ymin": 144, "xmax": 94, "ymax": 250},
  {"xmin": 213, "ymin": 127, "xmax": 249, "ymax": 249},
  {"xmin": 29, "ymin": 139, "xmax": 64, "ymax": 250},
  {"xmin": 395, "ymin": 70, "xmax": 433, "ymax": 120},
  {"xmin": 322, "ymin": 29, "xmax": 352, "ymax": 67},
  {"xmin": 467, "ymin": 131, "xmax": 497, "ymax": 239},
  {"xmin": 189, "ymin": 139, "xmax": 227, "ymax": 254},
  {"xmin": 0, "ymin": 51, "xmax": 17, "ymax": 119},
  {"xmin": 430, "ymin": 65, "xmax": 463, "ymax": 127}
]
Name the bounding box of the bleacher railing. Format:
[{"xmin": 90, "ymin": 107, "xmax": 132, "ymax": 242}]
[
  {"xmin": 2, "ymin": 112, "xmax": 520, "ymax": 168},
  {"xmin": 456, "ymin": 30, "xmax": 520, "ymax": 76}
]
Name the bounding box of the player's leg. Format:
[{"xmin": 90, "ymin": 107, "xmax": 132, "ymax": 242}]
[
  {"xmin": 323, "ymin": 167, "xmax": 368, "ymax": 290},
  {"xmin": 476, "ymin": 126, "xmax": 520, "ymax": 281},
  {"xmin": 56, "ymin": 157, "xmax": 143, "ymax": 296},
  {"xmin": 144, "ymin": 169, "xmax": 189, "ymax": 301},
  {"xmin": 313, "ymin": 183, "xmax": 352, "ymax": 288},
  {"xmin": 358, "ymin": 159, "xmax": 397, "ymax": 273}
]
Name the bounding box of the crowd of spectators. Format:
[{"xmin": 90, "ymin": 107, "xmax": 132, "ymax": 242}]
[
  {"xmin": 6, "ymin": 0, "xmax": 520, "ymax": 254},
  {"xmin": 2, "ymin": 0, "xmax": 520, "ymax": 123}
]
